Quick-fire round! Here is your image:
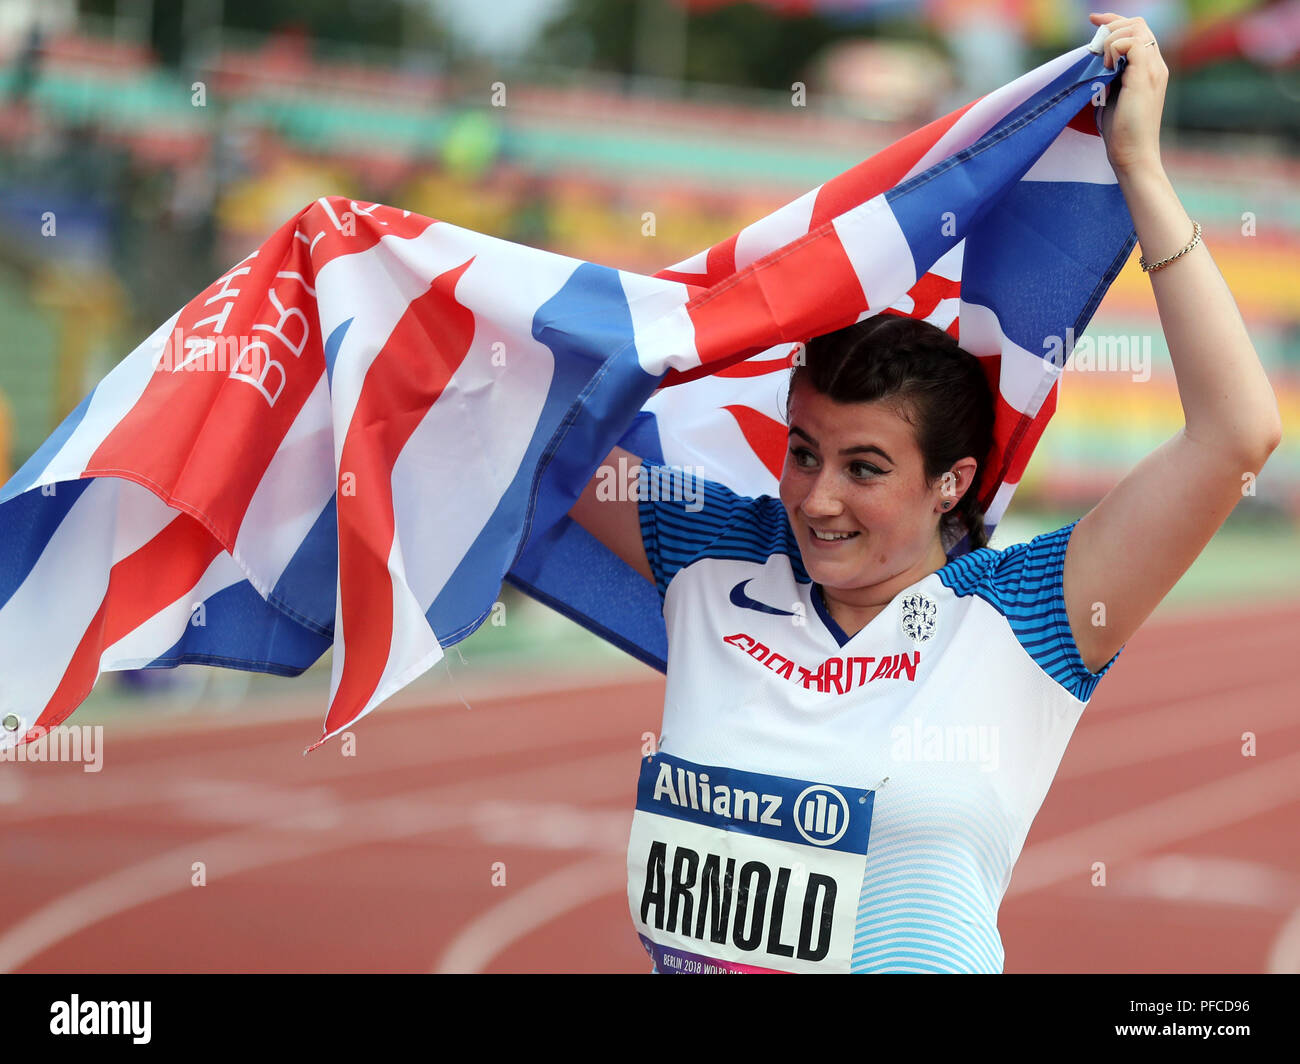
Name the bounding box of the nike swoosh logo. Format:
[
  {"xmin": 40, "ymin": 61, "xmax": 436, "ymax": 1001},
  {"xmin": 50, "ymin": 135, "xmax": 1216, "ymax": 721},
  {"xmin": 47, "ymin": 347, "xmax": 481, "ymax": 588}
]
[{"xmin": 729, "ymin": 579, "xmax": 796, "ymax": 617}]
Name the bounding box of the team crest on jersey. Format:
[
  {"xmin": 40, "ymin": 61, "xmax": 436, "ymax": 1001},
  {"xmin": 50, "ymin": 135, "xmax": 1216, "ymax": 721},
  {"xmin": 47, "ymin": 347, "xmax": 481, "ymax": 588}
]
[{"xmin": 899, "ymin": 592, "xmax": 938, "ymax": 643}]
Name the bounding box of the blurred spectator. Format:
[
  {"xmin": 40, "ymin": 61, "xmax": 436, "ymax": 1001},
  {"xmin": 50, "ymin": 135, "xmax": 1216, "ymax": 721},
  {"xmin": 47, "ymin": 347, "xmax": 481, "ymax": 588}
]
[{"xmin": 7, "ymin": 24, "xmax": 44, "ymax": 105}]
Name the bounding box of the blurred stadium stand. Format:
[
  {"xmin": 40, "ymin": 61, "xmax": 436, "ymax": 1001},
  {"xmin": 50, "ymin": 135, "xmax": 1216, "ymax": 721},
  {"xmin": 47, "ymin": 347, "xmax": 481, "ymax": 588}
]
[{"xmin": 0, "ymin": 0, "xmax": 1296, "ymax": 550}]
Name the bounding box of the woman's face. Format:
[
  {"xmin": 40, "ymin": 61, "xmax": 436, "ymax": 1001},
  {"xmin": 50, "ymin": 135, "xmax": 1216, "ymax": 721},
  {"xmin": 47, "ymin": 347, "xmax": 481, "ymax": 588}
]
[{"xmin": 779, "ymin": 376, "xmax": 963, "ymax": 598}]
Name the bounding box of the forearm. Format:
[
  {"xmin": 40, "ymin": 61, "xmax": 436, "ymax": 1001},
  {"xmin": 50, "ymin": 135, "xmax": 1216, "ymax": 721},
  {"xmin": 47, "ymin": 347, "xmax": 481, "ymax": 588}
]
[{"xmin": 1115, "ymin": 162, "xmax": 1282, "ymax": 457}]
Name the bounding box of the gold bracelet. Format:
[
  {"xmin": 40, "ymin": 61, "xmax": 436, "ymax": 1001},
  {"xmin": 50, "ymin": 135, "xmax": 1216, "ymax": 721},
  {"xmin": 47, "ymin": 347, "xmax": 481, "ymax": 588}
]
[{"xmin": 1139, "ymin": 220, "xmax": 1202, "ymax": 273}]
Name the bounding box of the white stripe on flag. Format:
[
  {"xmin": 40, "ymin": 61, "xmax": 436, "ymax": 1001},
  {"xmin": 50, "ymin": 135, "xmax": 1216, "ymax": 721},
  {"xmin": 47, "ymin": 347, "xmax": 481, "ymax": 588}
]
[
  {"xmin": 954, "ymin": 301, "xmax": 1057, "ymax": 414},
  {"xmin": 24, "ymin": 310, "xmax": 181, "ymax": 488},
  {"xmin": 98, "ymin": 550, "xmax": 248, "ymax": 670},
  {"xmin": 661, "ymin": 246, "xmax": 710, "ymax": 279},
  {"xmin": 356, "ymin": 534, "xmax": 446, "ymax": 723},
  {"xmin": 314, "ymin": 223, "xmax": 483, "ymax": 458},
  {"xmin": 902, "ymin": 45, "xmax": 1091, "ymax": 183},
  {"xmin": 390, "ymin": 249, "xmax": 568, "ymax": 618},
  {"xmin": 646, "ymin": 365, "xmax": 790, "ymax": 498},
  {"xmin": 630, "ymin": 304, "xmax": 701, "ymax": 377},
  {"xmin": 1022, "ymin": 126, "xmax": 1118, "ymax": 185},
  {"xmin": 833, "ymin": 195, "xmax": 917, "ymax": 312},
  {"xmin": 0, "ymin": 480, "xmax": 178, "ymax": 738},
  {"xmin": 986, "ymin": 479, "xmax": 1018, "ymax": 531},
  {"xmin": 734, "ymin": 186, "xmax": 820, "ymax": 272},
  {"xmin": 619, "ymin": 270, "xmax": 699, "ymax": 376},
  {"xmin": 231, "ymin": 372, "xmax": 335, "ymax": 596}
]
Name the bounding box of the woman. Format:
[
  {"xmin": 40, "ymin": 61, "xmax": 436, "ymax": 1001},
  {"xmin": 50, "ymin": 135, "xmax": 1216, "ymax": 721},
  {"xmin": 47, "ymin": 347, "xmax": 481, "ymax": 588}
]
[{"xmin": 568, "ymin": 12, "xmax": 1282, "ymax": 973}]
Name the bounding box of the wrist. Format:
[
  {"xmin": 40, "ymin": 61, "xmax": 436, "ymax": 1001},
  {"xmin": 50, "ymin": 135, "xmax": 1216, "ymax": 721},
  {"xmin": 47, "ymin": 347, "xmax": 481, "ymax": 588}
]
[{"xmin": 1112, "ymin": 154, "xmax": 1167, "ymax": 185}]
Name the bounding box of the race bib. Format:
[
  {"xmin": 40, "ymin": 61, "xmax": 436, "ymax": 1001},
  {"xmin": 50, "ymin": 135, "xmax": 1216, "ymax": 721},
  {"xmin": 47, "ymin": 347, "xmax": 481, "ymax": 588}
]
[{"xmin": 628, "ymin": 752, "xmax": 875, "ymax": 974}]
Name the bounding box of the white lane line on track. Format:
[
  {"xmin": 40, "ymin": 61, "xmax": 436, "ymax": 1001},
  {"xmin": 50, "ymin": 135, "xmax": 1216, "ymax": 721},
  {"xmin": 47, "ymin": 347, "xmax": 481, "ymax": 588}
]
[
  {"xmin": 1110, "ymin": 854, "xmax": 1298, "ymax": 910},
  {"xmin": 0, "ymin": 687, "xmax": 660, "ymax": 825},
  {"xmin": 86, "ymin": 661, "xmax": 657, "ymax": 740},
  {"xmin": 433, "ymin": 854, "xmax": 629, "ymax": 974},
  {"xmin": 0, "ymin": 748, "xmax": 637, "ymax": 973},
  {"xmin": 1008, "ymin": 749, "xmax": 1300, "ymax": 899},
  {"xmin": 1059, "ymin": 673, "xmax": 1300, "ymax": 779},
  {"xmin": 1266, "ymin": 904, "xmax": 1300, "ymax": 974}
]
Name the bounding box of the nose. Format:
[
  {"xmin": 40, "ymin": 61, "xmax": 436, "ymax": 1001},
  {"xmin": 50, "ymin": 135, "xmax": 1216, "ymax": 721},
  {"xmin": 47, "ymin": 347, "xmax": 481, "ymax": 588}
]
[{"xmin": 800, "ymin": 467, "xmax": 844, "ymax": 519}]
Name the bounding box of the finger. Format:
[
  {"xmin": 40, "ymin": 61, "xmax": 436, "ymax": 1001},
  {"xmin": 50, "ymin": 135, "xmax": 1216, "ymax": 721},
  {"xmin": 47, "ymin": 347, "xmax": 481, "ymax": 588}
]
[
  {"xmin": 1094, "ymin": 16, "xmax": 1141, "ymax": 67},
  {"xmin": 1104, "ymin": 26, "xmax": 1156, "ymax": 70},
  {"xmin": 1109, "ymin": 30, "xmax": 1160, "ymax": 70}
]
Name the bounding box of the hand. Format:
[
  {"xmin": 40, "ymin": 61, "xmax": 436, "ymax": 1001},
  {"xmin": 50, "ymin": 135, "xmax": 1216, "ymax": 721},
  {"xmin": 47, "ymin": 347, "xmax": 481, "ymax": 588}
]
[{"xmin": 1088, "ymin": 12, "xmax": 1168, "ymax": 177}]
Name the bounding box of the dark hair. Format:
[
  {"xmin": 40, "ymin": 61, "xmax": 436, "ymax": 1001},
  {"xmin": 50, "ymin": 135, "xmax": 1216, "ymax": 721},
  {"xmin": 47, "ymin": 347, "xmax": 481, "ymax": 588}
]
[{"xmin": 787, "ymin": 313, "xmax": 995, "ymax": 553}]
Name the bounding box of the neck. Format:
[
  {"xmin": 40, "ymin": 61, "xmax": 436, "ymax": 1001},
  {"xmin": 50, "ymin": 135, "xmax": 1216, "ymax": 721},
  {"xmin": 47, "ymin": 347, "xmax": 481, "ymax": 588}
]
[{"xmin": 819, "ymin": 536, "xmax": 948, "ymax": 634}]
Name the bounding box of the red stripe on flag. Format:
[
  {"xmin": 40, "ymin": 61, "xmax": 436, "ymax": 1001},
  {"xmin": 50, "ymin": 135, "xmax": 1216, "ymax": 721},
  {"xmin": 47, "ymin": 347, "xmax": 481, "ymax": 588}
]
[
  {"xmin": 905, "ymin": 271, "xmax": 963, "ymax": 322},
  {"xmin": 1066, "ymin": 100, "xmax": 1101, "ymax": 136},
  {"xmin": 302, "ymin": 197, "xmax": 436, "ymax": 272},
  {"xmin": 652, "ymin": 98, "xmax": 979, "ymax": 292},
  {"xmin": 323, "ymin": 260, "xmax": 477, "ymax": 738},
  {"xmin": 808, "ymin": 98, "xmax": 981, "ymax": 228},
  {"xmin": 86, "ymin": 200, "xmax": 437, "ymax": 551},
  {"xmin": 31, "ymin": 513, "xmax": 227, "ymax": 736},
  {"xmin": 722, "ymin": 404, "xmax": 787, "ymax": 481},
  {"xmin": 713, "ymin": 346, "xmax": 799, "ymax": 378},
  {"xmin": 85, "ymin": 214, "xmax": 325, "ymax": 548},
  {"xmin": 667, "ymin": 227, "xmax": 865, "ymax": 387},
  {"xmin": 704, "ymin": 234, "xmax": 739, "ymax": 287},
  {"xmin": 982, "ymin": 380, "xmax": 1058, "ymax": 509},
  {"xmin": 657, "ymin": 267, "xmax": 708, "ymax": 285}
]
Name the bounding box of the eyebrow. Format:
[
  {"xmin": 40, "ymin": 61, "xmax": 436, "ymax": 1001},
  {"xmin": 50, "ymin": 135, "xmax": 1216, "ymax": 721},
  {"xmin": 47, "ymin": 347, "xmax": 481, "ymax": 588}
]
[{"xmin": 789, "ymin": 425, "xmax": 894, "ymax": 465}]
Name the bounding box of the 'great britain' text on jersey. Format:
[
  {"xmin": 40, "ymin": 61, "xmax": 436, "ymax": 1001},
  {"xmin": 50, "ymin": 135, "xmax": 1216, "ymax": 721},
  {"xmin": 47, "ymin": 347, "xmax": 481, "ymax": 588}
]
[{"xmin": 724, "ymin": 632, "xmax": 921, "ymax": 693}]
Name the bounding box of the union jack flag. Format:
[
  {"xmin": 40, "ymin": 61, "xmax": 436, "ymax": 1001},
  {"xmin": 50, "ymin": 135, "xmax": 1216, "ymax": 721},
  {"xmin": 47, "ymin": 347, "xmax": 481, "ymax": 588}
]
[{"xmin": 0, "ymin": 34, "xmax": 1133, "ymax": 753}]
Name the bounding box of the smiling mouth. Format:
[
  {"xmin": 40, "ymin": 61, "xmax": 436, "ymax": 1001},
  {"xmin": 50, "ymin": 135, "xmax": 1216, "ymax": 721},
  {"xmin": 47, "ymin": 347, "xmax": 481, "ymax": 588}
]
[{"xmin": 809, "ymin": 526, "xmax": 860, "ymax": 543}]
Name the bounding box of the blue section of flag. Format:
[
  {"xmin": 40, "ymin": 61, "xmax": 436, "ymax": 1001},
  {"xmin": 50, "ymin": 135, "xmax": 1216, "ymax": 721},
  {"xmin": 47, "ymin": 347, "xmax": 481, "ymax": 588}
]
[
  {"xmin": 323, "ymin": 318, "xmax": 353, "ymax": 388},
  {"xmin": 268, "ymin": 496, "xmax": 338, "ymax": 637},
  {"xmin": 432, "ymin": 263, "xmax": 663, "ymax": 644},
  {"xmin": 616, "ymin": 410, "xmax": 668, "ymax": 467},
  {"xmin": 0, "ymin": 387, "xmax": 96, "ymax": 503},
  {"xmin": 960, "ymin": 181, "xmax": 1137, "ymax": 355},
  {"xmin": 145, "ymin": 579, "xmax": 331, "ymax": 674},
  {"xmin": 886, "ymin": 54, "xmax": 1112, "ymax": 280},
  {"xmin": 0, "ymin": 479, "xmax": 94, "ymax": 611}
]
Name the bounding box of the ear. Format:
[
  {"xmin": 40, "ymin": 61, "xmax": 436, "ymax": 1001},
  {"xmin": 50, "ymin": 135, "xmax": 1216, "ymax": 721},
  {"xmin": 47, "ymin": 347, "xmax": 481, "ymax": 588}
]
[{"xmin": 936, "ymin": 457, "xmax": 979, "ymax": 506}]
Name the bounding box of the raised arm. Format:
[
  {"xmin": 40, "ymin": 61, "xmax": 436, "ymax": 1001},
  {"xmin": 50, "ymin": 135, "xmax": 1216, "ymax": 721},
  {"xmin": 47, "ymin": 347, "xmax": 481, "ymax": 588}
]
[
  {"xmin": 568, "ymin": 445, "xmax": 655, "ymax": 584},
  {"xmin": 1064, "ymin": 14, "xmax": 1284, "ymax": 673}
]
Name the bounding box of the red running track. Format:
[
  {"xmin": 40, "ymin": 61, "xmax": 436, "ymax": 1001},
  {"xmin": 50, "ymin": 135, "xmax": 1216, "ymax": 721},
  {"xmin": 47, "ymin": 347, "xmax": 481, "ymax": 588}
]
[{"xmin": 1, "ymin": 600, "xmax": 1298, "ymax": 974}]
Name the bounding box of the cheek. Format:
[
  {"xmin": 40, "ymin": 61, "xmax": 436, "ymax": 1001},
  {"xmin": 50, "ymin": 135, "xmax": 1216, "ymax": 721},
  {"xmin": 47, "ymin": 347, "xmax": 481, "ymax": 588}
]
[{"xmin": 777, "ymin": 469, "xmax": 802, "ymax": 512}]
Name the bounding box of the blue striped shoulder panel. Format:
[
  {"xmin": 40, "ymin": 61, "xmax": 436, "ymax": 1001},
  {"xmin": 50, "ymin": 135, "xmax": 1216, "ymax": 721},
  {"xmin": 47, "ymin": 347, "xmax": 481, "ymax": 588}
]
[
  {"xmin": 937, "ymin": 519, "xmax": 1123, "ymax": 702},
  {"xmin": 636, "ymin": 461, "xmax": 807, "ymax": 602}
]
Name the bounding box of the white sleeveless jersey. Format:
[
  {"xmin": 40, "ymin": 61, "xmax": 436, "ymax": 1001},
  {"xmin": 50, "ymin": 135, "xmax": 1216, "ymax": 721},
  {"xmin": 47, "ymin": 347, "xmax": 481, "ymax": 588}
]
[{"xmin": 626, "ymin": 462, "xmax": 1123, "ymax": 974}]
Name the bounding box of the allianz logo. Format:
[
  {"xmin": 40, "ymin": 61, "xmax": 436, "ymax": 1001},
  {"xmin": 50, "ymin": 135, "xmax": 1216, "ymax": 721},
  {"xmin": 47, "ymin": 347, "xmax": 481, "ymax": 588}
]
[{"xmin": 651, "ymin": 762, "xmax": 851, "ymax": 846}]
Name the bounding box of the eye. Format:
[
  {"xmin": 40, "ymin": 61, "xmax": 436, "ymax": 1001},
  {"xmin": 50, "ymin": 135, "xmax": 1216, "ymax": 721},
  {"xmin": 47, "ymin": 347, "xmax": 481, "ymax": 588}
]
[
  {"xmin": 789, "ymin": 446, "xmax": 817, "ymax": 468},
  {"xmin": 850, "ymin": 461, "xmax": 884, "ymax": 478}
]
